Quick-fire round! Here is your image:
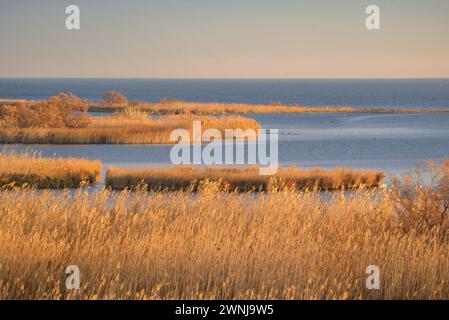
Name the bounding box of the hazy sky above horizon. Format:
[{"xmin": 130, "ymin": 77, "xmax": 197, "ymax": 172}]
[{"xmin": 0, "ymin": 0, "xmax": 448, "ymax": 78}]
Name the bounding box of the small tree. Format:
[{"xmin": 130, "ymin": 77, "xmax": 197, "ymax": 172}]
[{"xmin": 103, "ymin": 91, "xmax": 128, "ymax": 106}]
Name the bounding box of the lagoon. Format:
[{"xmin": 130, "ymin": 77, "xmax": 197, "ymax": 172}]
[{"xmin": 2, "ymin": 112, "xmax": 448, "ymax": 184}]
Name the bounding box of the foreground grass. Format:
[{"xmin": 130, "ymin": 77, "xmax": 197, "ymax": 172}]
[
  {"xmin": 1, "ymin": 186, "xmax": 449, "ymax": 299},
  {"xmin": 89, "ymin": 100, "xmax": 449, "ymax": 115},
  {"xmin": 0, "ymin": 152, "xmax": 102, "ymax": 188},
  {"xmin": 0, "ymin": 115, "xmax": 260, "ymax": 144},
  {"xmin": 106, "ymin": 166, "xmax": 385, "ymax": 191}
]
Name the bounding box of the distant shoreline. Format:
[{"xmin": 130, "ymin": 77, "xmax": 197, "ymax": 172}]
[
  {"xmin": 0, "ymin": 99, "xmax": 29, "ymax": 105},
  {"xmin": 2, "ymin": 98, "xmax": 449, "ymax": 115}
]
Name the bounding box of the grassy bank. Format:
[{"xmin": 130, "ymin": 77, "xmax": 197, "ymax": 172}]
[
  {"xmin": 90, "ymin": 101, "xmax": 356, "ymax": 114},
  {"xmin": 1, "ymin": 184, "xmax": 448, "ymax": 299},
  {"xmin": 0, "ymin": 115, "xmax": 260, "ymax": 144},
  {"xmin": 105, "ymin": 166, "xmax": 385, "ymax": 191},
  {"xmin": 89, "ymin": 100, "xmax": 449, "ymax": 115},
  {"xmin": 0, "ymin": 152, "xmax": 102, "ymax": 188},
  {"xmin": 4, "ymin": 98, "xmax": 448, "ymax": 115}
]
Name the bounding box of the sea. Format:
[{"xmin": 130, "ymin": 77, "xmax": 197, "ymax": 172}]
[{"xmin": 1, "ymin": 78, "xmax": 449, "ymax": 183}]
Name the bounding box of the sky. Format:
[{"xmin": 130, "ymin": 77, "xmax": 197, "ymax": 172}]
[{"xmin": 0, "ymin": 0, "xmax": 448, "ymax": 78}]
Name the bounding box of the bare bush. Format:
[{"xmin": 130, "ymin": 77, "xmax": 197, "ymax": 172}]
[
  {"xmin": 0, "ymin": 92, "xmax": 90, "ymax": 128},
  {"xmin": 391, "ymin": 160, "xmax": 449, "ymax": 238},
  {"xmin": 103, "ymin": 91, "xmax": 128, "ymax": 106}
]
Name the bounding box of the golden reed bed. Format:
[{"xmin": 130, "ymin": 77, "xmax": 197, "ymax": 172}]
[
  {"xmin": 4, "ymin": 96, "xmax": 449, "ymax": 115},
  {"xmin": 1, "ymin": 186, "xmax": 449, "ymax": 299},
  {"xmin": 89, "ymin": 100, "xmax": 449, "ymax": 115},
  {"xmin": 0, "ymin": 115, "xmax": 260, "ymax": 144},
  {"xmin": 106, "ymin": 166, "xmax": 385, "ymax": 191},
  {"xmin": 0, "ymin": 152, "xmax": 102, "ymax": 188}
]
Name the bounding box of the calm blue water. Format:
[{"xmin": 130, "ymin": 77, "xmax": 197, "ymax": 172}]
[
  {"xmin": 3, "ymin": 113, "xmax": 449, "ymax": 184},
  {"xmin": 1, "ymin": 78, "xmax": 449, "ymax": 109},
  {"xmin": 1, "ymin": 79, "xmax": 449, "ymax": 184}
]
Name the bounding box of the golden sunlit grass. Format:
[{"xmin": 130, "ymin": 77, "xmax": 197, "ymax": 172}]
[
  {"xmin": 0, "ymin": 152, "xmax": 102, "ymax": 188},
  {"xmin": 105, "ymin": 165, "xmax": 385, "ymax": 191},
  {"xmin": 0, "ymin": 99, "xmax": 29, "ymax": 105},
  {"xmin": 4, "ymin": 97, "xmax": 449, "ymax": 115},
  {"xmin": 89, "ymin": 100, "xmax": 449, "ymax": 115},
  {"xmin": 91, "ymin": 101, "xmax": 348, "ymax": 114},
  {"xmin": 0, "ymin": 115, "xmax": 260, "ymax": 144},
  {"xmin": 1, "ymin": 185, "xmax": 449, "ymax": 299}
]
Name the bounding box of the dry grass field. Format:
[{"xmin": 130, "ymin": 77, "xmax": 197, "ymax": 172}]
[
  {"xmin": 106, "ymin": 166, "xmax": 385, "ymax": 191},
  {"xmin": 0, "ymin": 160, "xmax": 447, "ymax": 299},
  {"xmin": 1, "ymin": 182, "xmax": 449, "ymax": 299},
  {"xmin": 0, "ymin": 152, "xmax": 102, "ymax": 188},
  {"xmin": 0, "ymin": 114, "xmax": 260, "ymax": 144}
]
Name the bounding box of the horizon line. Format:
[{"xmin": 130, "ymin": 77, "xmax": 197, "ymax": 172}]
[{"xmin": 1, "ymin": 77, "xmax": 449, "ymax": 80}]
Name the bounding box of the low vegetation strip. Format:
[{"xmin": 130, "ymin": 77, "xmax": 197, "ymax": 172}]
[
  {"xmin": 3, "ymin": 92, "xmax": 448, "ymax": 115},
  {"xmin": 0, "ymin": 93, "xmax": 261, "ymax": 144},
  {"xmin": 90, "ymin": 100, "xmax": 358, "ymax": 114},
  {"xmin": 105, "ymin": 166, "xmax": 385, "ymax": 191},
  {"xmin": 89, "ymin": 100, "xmax": 449, "ymax": 115},
  {"xmin": 0, "ymin": 115, "xmax": 260, "ymax": 145},
  {"xmin": 0, "ymin": 152, "xmax": 102, "ymax": 188}
]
